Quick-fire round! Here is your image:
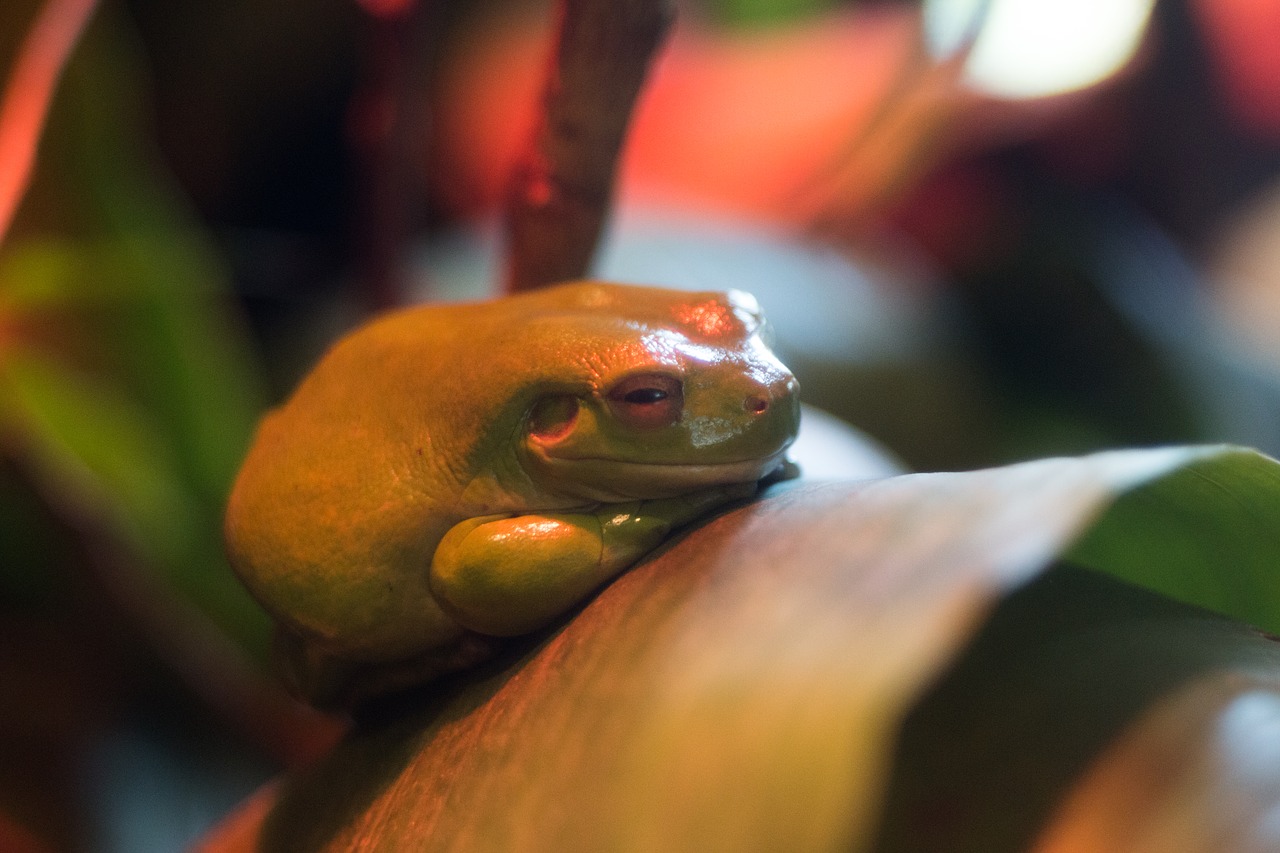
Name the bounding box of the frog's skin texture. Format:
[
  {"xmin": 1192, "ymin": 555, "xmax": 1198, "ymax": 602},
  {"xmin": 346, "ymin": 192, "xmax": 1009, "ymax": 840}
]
[{"xmin": 225, "ymin": 281, "xmax": 800, "ymax": 704}]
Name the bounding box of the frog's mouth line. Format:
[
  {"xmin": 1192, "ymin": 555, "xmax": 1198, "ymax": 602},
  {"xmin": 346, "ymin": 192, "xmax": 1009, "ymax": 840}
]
[{"xmin": 532, "ymin": 447, "xmax": 792, "ymax": 489}]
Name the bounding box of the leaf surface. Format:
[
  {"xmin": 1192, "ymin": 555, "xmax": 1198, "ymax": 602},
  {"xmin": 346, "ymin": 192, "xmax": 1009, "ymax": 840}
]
[{"xmin": 201, "ymin": 446, "xmax": 1280, "ymax": 851}]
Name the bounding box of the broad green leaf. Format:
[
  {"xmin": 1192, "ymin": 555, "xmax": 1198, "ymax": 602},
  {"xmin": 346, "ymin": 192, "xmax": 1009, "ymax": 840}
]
[
  {"xmin": 0, "ymin": 3, "xmax": 271, "ymax": 658},
  {"xmin": 199, "ymin": 445, "xmax": 1280, "ymax": 852},
  {"xmin": 1068, "ymin": 448, "xmax": 1280, "ymax": 635},
  {"xmin": 1, "ymin": 5, "xmax": 267, "ymax": 509},
  {"xmin": 0, "ymin": 231, "xmax": 265, "ymax": 508},
  {"xmin": 1, "ymin": 352, "xmax": 197, "ymax": 558}
]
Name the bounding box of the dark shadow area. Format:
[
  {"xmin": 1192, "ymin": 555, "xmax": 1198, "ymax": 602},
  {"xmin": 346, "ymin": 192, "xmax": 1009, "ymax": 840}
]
[{"xmin": 870, "ymin": 563, "xmax": 1280, "ymax": 852}]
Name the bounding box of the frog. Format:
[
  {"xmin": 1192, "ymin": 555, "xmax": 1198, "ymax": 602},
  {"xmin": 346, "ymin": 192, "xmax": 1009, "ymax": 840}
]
[{"xmin": 224, "ymin": 281, "xmax": 800, "ymax": 707}]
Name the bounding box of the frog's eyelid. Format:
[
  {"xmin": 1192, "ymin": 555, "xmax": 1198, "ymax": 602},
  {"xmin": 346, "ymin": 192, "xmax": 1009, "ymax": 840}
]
[
  {"xmin": 604, "ymin": 373, "xmax": 685, "ymax": 429},
  {"xmin": 622, "ymin": 387, "xmax": 669, "ymax": 405},
  {"xmin": 607, "ymin": 372, "xmax": 683, "ymax": 401},
  {"xmin": 602, "ymin": 368, "xmax": 685, "ymax": 398}
]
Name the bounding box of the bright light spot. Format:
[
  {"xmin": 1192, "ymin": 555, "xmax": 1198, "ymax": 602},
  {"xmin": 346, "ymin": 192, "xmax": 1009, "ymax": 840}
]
[
  {"xmin": 924, "ymin": 0, "xmax": 1157, "ymax": 99},
  {"xmin": 1216, "ymin": 690, "xmax": 1280, "ymax": 783}
]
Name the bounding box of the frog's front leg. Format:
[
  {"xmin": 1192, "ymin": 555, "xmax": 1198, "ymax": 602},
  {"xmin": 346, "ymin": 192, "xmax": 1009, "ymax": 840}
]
[{"xmin": 429, "ymin": 485, "xmax": 754, "ymax": 637}]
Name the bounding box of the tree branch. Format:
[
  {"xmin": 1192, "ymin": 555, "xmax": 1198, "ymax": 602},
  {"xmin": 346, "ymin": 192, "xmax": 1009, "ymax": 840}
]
[
  {"xmin": 352, "ymin": 0, "xmax": 444, "ymax": 310},
  {"xmin": 503, "ymin": 0, "xmax": 674, "ymax": 293}
]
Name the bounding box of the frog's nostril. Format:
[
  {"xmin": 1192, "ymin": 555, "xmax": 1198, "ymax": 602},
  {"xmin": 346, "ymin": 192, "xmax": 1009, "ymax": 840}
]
[{"xmin": 745, "ymin": 394, "xmax": 769, "ymax": 415}]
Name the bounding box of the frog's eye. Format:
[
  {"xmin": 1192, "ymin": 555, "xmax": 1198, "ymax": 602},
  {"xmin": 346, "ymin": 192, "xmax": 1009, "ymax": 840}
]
[
  {"xmin": 529, "ymin": 395, "xmax": 580, "ymax": 441},
  {"xmin": 606, "ymin": 373, "xmax": 683, "ymax": 429}
]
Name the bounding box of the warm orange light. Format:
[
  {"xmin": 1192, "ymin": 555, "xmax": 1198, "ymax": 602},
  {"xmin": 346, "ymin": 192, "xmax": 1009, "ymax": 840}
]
[{"xmin": 674, "ymin": 299, "xmax": 738, "ymax": 338}]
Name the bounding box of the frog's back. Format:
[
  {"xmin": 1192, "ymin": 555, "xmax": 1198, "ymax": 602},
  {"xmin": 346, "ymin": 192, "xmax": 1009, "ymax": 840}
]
[
  {"xmin": 224, "ymin": 285, "xmax": 633, "ymax": 655},
  {"xmin": 224, "ymin": 281, "xmax": 779, "ymax": 661},
  {"xmin": 225, "ymin": 299, "xmax": 513, "ymax": 658}
]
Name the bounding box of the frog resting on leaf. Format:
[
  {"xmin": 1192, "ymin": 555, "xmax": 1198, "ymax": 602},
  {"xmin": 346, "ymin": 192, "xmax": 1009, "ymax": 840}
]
[{"xmin": 225, "ymin": 281, "xmax": 800, "ymax": 707}]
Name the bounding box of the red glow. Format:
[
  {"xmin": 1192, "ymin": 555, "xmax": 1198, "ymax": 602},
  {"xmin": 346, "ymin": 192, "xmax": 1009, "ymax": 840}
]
[
  {"xmin": 1194, "ymin": 0, "xmax": 1280, "ymax": 136},
  {"xmin": 357, "ymin": 0, "xmax": 415, "ymax": 20},
  {"xmin": 430, "ymin": 7, "xmax": 920, "ymax": 223}
]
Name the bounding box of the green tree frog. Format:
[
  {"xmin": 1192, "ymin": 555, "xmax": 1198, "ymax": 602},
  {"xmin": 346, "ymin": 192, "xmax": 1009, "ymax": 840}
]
[{"xmin": 225, "ymin": 282, "xmax": 800, "ymax": 705}]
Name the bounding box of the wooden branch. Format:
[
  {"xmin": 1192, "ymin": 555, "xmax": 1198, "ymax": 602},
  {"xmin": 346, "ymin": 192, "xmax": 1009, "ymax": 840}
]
[
  {"xmin": 0, "ymin": 0, "xmax": 99, "ymax": 248},
  {"xmin": 503, "ymin": 0, "xmax": 674, "ymax": 293},
  {"xmin": 352, "ymin": 0, "xmax": 442, "ymax": 310}
]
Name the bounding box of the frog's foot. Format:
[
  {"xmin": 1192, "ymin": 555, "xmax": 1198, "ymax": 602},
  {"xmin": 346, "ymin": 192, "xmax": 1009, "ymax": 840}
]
[
  {"xmin": 429, "ymin": 477, "xmax": 773, "ymax": 640},
  {"xmin": 429, "ymin": 512, "xmax": 639, "ymax": 638},
  {"xmin": 429, "ymin": 485, "xmax": 753, "ymax": 639}
]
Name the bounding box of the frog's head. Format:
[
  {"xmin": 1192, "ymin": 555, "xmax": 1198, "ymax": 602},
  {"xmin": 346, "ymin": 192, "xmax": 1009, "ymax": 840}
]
[{"xmin": 512, "ymin": 283, "xmax": 800, "ymax": 504}]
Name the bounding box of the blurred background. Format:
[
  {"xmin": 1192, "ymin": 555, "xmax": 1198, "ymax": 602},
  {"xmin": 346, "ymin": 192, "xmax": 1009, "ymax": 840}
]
[{"xmin": 5, "ymin": 0, "xmax": 1280, "ymax": 848}]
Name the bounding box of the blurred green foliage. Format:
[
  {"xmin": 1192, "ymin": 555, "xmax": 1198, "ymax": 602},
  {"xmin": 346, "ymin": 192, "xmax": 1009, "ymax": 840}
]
[
  {"xmin": 708, "ymin": 0, "xmax": 841, "ymax": 27},
  {"xmin": 0, "ymin": 5, "xmax": 272, "ymax": 655}
]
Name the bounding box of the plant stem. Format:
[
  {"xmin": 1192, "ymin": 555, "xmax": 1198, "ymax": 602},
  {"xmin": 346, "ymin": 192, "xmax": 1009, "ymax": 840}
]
[
  {"xmin": 800, "ymin": 0, "xmax": 993, "ymax": 234},
  {"xmin": 0, "ymin": 0, "xmax": 100, "ymax": 249},
  {"xmin": 503, "ymin": 0, "xmax": 674, "ymax": 294}
]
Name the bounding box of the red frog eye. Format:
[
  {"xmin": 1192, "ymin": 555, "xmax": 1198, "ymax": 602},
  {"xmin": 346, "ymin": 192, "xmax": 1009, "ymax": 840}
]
[{"xmin": 606, "ymin": 373, "xmax": 683, "ymax": 429}]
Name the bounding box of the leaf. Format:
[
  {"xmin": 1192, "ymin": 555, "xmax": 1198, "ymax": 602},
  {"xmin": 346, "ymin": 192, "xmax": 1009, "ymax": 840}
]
[
  {"xmin": 1068, "ymin": 448, "xmax": 1280, "ymax": 635},
  {"xmin": 18, "ymin": 231, "xmax": 264, "ymax": 508},
  {"xmin": 708, "ymin": 0, "xmax": 839, "ymax": 29},
  {"xmin": 2, "ymin": 4, "xmax": 268, "ymax": 509},
  {"xmin": 0, "ymin": 351, "xmax": 270, "ymax": 653},
  {"xmin": 199, "ymin": 445, "xmax": 1280, "ymax": 851},
  {"xmin": 869, "ymin": 565, "xmax": 1280, "ymax": 853},
  {"xmin": 1032, "ymin": 672, "xmax": 1280, "ymax": 853},
  {"xmin": 0, "ymin": 4, "xmax": 271, "ymax": 654}
]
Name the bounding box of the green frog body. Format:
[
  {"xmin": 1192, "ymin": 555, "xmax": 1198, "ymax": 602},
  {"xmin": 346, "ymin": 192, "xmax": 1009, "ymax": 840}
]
[{"xmin": 225, "ymin": 282, "xmax": 799, "ymax": 704}]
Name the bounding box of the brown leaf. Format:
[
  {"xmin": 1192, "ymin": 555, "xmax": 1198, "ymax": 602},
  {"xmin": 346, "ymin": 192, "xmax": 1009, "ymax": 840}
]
[
  {"xmin": 1034, "ymin": 673, "xmax": 1280, "ymax": 853},
  {"xmin": 200, "ymin": 447, "xmax": 1280, "ymax": 850}
]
